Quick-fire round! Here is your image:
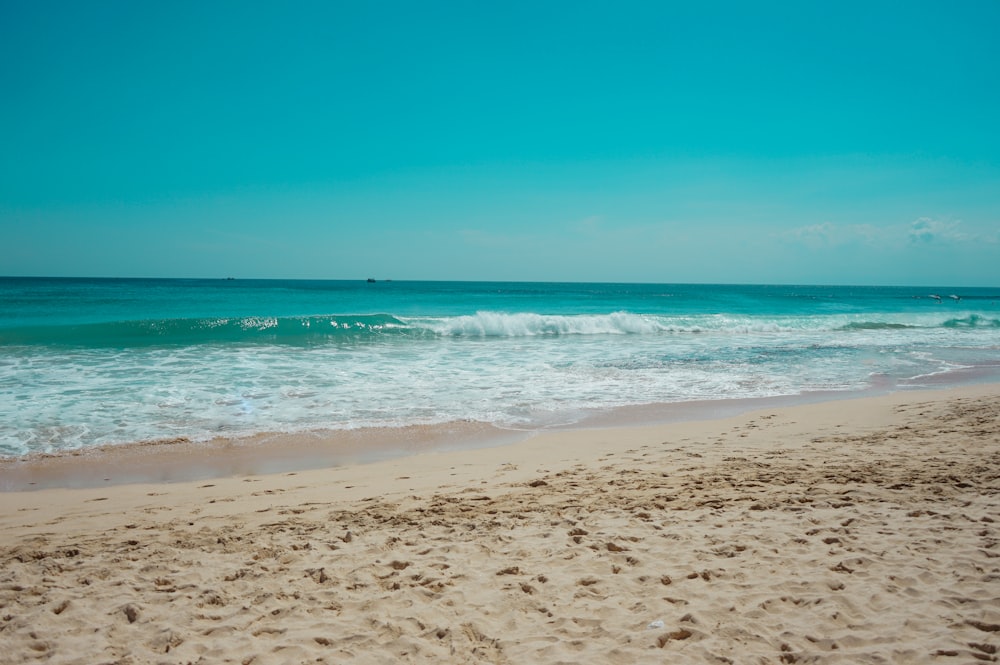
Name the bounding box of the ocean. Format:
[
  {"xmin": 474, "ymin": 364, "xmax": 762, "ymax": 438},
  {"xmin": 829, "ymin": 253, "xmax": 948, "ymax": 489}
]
[{"xmin": 2, "ymin": 277, "xmax": 999, "ymax": 459}]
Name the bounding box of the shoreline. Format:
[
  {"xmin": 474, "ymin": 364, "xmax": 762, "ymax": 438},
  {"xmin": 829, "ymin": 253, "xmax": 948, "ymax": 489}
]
[
  {"xmin": 8, "ymin": 381, "xmax": 994, "ymax": 496},
  {"xmin": 3, "ymin": 373, "xmax": 999, "ymax": 492},
  {"xmin": 1, "ymin": 382, "xmax": 997, "ymax": 663}
]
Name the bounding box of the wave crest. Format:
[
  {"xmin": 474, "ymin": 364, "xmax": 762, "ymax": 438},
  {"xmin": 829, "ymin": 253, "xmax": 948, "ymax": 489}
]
[
  {"xmin": 411, "ymin": 311, "xmax": 672, "ymax": 337},
  {"xmin": 5, "ymin": 310, "xmax": 1000, "ymax": 347},
  {"xmin": 943, "ymin": 314, "xmax": 1000, "ymax": 328},
  {"xmin": 0, "ymin": 314, "xmax": 414, "ymax": 347}
]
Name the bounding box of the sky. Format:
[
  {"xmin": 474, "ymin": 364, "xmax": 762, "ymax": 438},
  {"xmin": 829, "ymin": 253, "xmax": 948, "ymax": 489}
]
[{"xmin": 1, "ymin": 1, "xmax": 999, "ymax": 286}]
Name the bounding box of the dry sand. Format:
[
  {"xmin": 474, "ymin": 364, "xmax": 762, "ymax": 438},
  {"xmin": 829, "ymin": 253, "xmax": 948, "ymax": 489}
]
[{"xmin": 1, "ymin": 385, "xmax": 998, "ymax": 664}]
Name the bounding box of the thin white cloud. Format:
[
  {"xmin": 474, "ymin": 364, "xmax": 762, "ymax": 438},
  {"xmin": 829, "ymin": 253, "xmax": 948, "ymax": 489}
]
[
  {"xmin": 776, "ymin": 222, "xmax": 882, "ymax": 248},
  {"xmin": 780, "ymin": 217, "xmax": 991, "ymax": 249},
  {"xmin": 908, "ymin": 217, "xmax": 969, "ymax": 244}
]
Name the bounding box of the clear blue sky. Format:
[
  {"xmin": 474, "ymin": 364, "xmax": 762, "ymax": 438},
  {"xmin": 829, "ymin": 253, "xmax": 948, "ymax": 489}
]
[{"xmin": 2, "ymin": 1, "xmax": 998, "ymax": 285}]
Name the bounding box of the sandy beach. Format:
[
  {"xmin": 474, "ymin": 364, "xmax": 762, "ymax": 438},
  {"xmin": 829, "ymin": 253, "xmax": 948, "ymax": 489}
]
[{"xmin": 1, "ymin": 385, "xmax": 998, "ymax": 664}]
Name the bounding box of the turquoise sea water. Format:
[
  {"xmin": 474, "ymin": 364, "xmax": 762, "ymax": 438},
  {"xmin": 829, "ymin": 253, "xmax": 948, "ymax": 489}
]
[{"xmin": 2, "ymin": 277, "xmax": 999, "ymax": 458}]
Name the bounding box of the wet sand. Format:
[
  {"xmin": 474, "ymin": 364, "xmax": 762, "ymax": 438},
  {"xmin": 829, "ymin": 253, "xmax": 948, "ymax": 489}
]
[{"xmin": 1, "ymin": 385, "xmax": 998, "ymax": 663}]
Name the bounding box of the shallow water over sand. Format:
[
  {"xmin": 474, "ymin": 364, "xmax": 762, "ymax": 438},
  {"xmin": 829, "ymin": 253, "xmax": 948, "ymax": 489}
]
[{"xmin": 2, "ymin": 278, "xmax": 998, "ymax": 458}]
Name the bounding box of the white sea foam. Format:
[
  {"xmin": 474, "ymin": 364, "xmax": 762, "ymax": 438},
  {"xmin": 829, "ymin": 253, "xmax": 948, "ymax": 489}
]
[
  {"xmin": 3, "ymin": 279, "xmax": 999, "ymax": 458},
  {"xmin": 3, "ymin": 318, "xmax": 997, "ymax": 457},
  {"xmin": 400, "ymin": 310, "xmax": 1000, "ymax": 338}
]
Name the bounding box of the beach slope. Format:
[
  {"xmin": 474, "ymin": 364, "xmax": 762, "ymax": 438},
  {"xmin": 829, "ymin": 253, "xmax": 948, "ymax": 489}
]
[{"xmin": 1, "ymin": 386, "xmax": 998, "ymax": 664}]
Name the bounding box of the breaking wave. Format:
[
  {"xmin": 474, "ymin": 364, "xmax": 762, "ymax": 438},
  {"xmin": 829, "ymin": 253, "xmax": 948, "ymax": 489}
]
[{"xmin": 4, "ymin": 311, "xmax": 999, "ymax": 348}]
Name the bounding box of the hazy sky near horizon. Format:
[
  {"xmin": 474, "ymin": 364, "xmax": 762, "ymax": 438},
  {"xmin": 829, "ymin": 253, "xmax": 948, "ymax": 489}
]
[{"xmin": 2, "ymin": 1, "xmax": 999, "ymax": 286}]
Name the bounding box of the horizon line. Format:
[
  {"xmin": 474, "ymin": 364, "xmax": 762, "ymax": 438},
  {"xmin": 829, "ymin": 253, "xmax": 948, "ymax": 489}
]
[{"xmin": 2, "ymin": 275, "xmax": 998, "ymax": 291}]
